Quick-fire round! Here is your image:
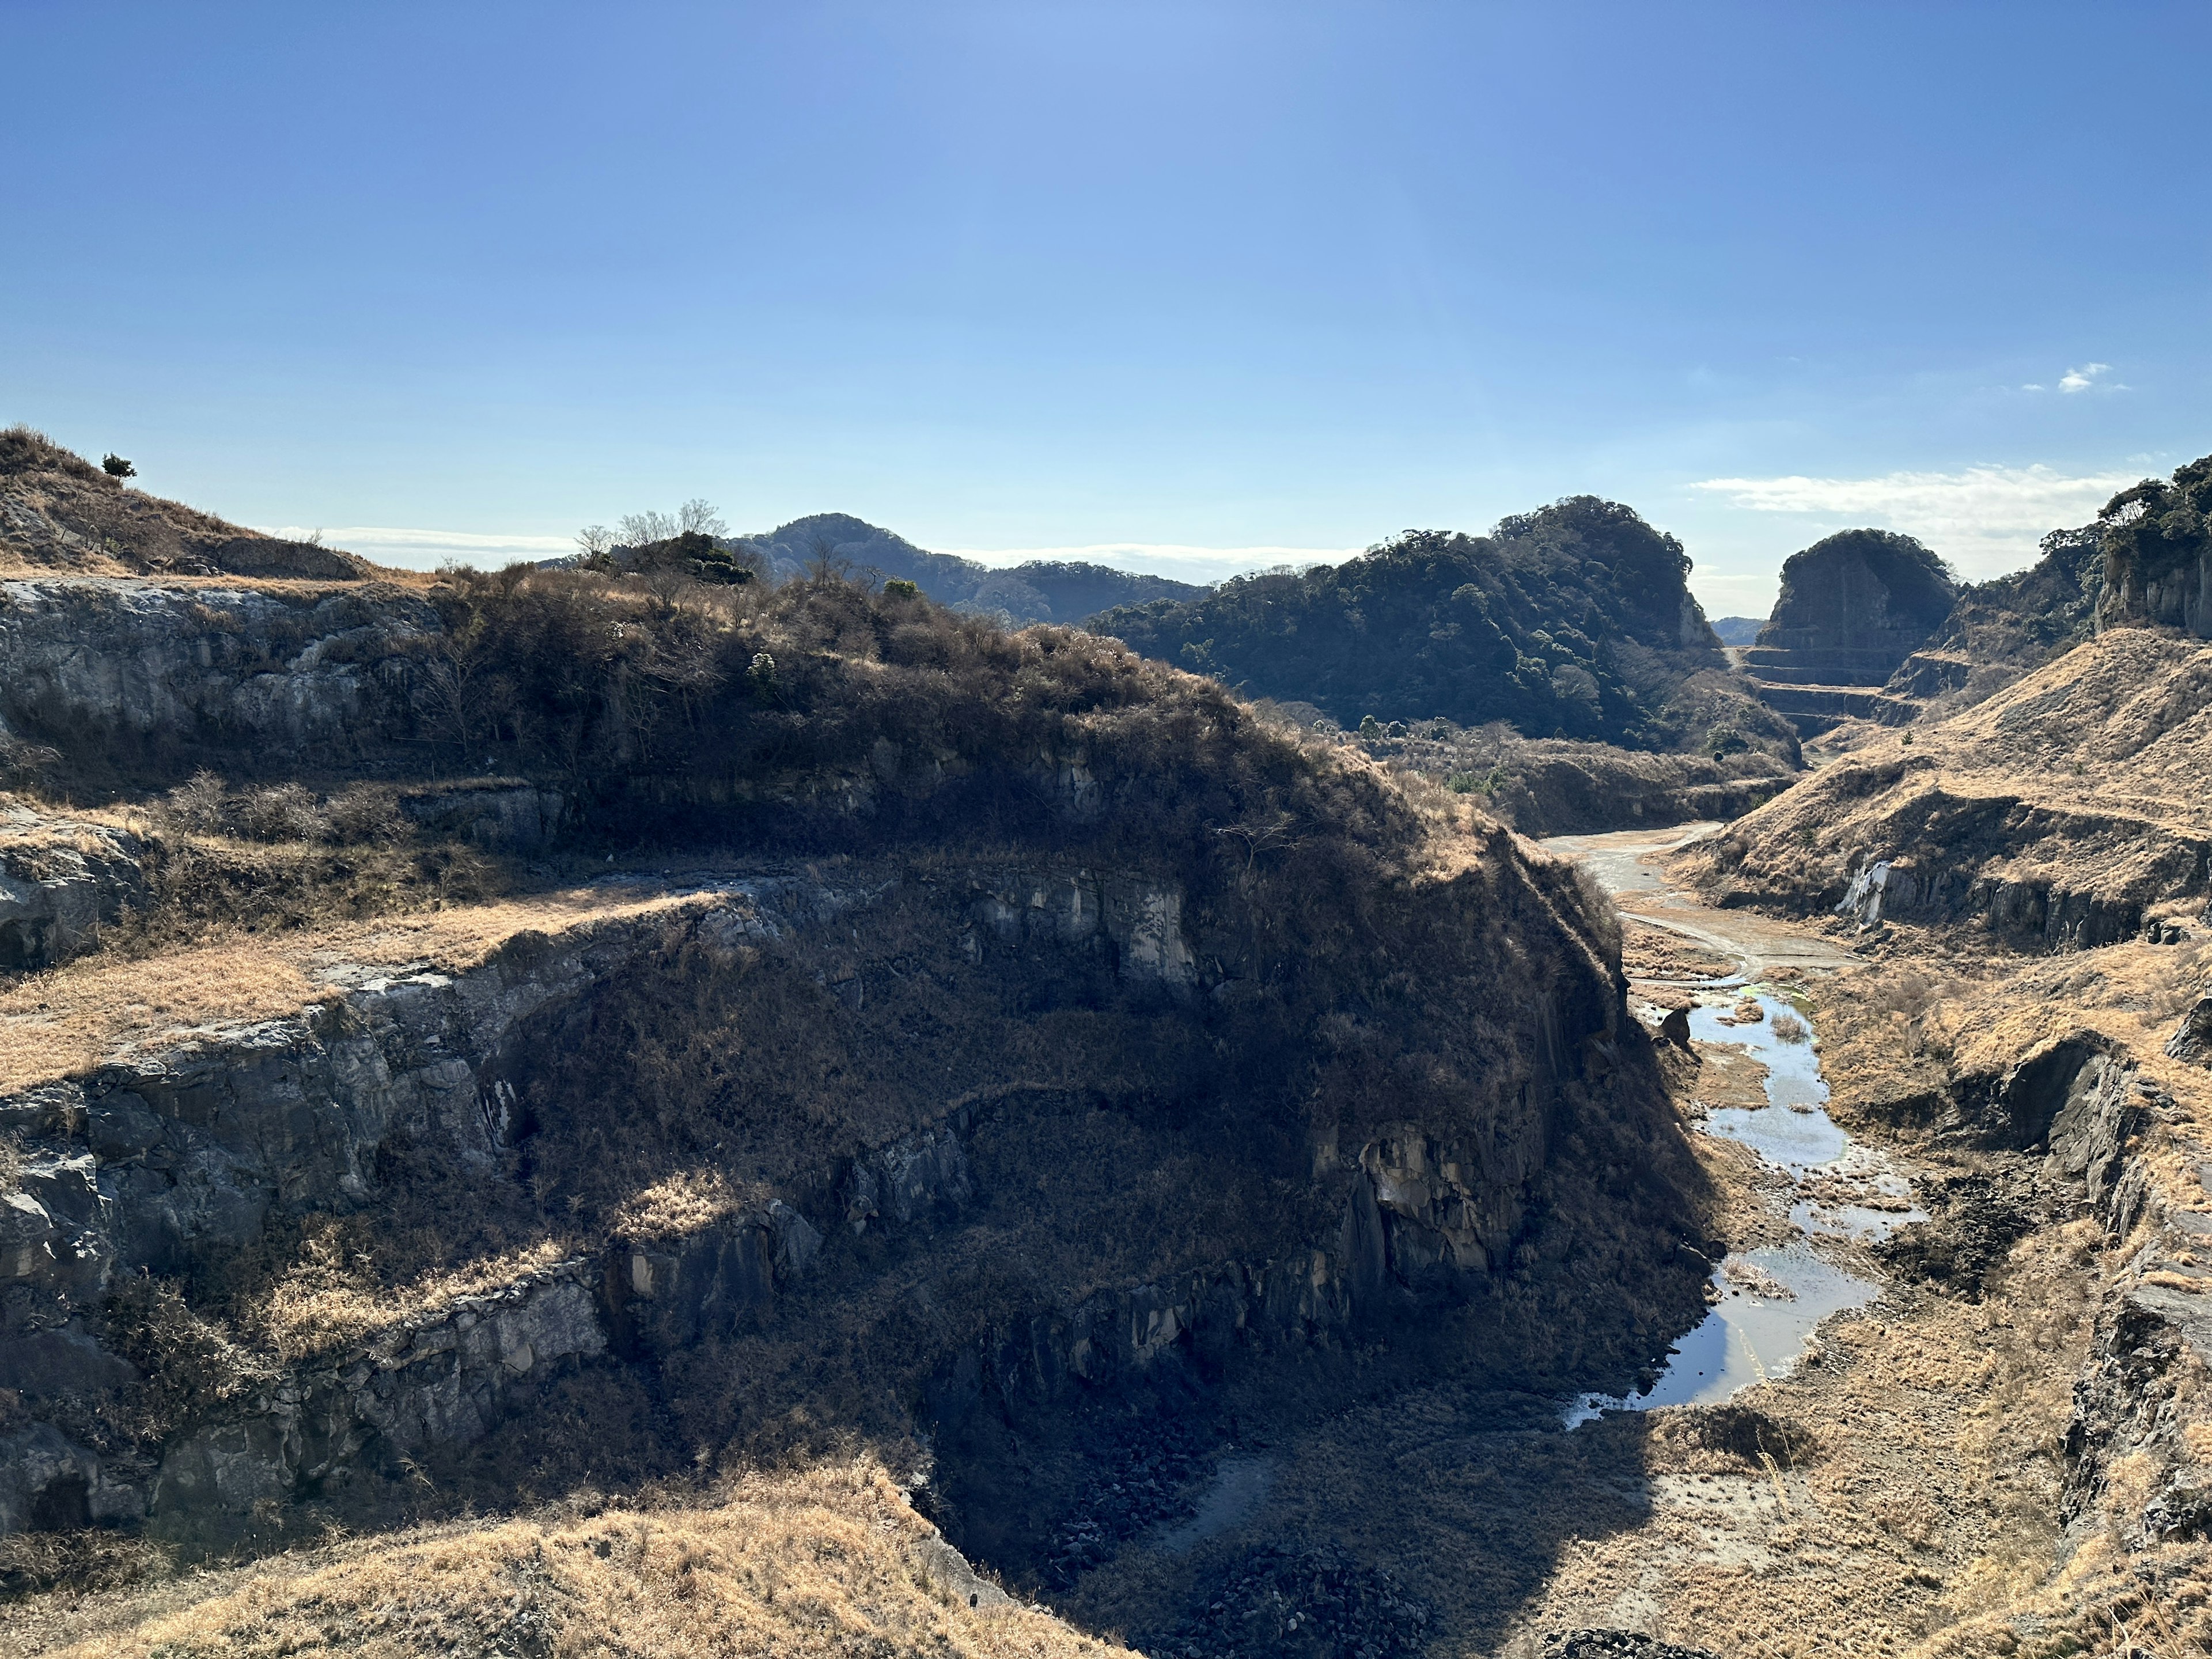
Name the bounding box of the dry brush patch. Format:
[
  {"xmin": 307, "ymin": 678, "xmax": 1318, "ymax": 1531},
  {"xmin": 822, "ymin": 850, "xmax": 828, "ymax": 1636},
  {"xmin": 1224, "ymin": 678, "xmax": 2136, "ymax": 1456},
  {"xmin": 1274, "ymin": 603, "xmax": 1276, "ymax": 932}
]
[
  {"xmin": 2, "ymin": 1460, "xmax": 1134, "ymax": 1659},
  {"xmin": 0, "ymin": 886, "xmax": 716, "ymax": 1094}
]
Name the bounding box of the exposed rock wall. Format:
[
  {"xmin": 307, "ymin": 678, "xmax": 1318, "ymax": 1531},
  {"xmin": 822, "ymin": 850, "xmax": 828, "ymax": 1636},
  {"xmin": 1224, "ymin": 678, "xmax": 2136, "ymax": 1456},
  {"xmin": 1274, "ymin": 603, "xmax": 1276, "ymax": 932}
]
[
  {"xmin": 0, "ymin": 577, "xmax": 438, "ymax": 772},
  {"xmin": 2096, "ymin": 454, "xmax": 2212, "ymax": 637},
  {"xmin": 0, "ymin": 880, "xmax": 872, "ymax": 1539},
  {"xmin": 1749, "ymin": 530, "xmax": 1956, "ymax": 683},
  {"xmin": 0, "ymin": 839, "xmax": 1703, "ymax": 1561},
  {"xmin": 1741, "ymin": 529, "xmax": 1955, "ymax": 734},
  {"xmin": 0, "ymin": 808, "xmax": 145, "ymax": 969},
  {"xmin": 1686, "ymin": 631, "xmax": 2212, "ymax": 949}
]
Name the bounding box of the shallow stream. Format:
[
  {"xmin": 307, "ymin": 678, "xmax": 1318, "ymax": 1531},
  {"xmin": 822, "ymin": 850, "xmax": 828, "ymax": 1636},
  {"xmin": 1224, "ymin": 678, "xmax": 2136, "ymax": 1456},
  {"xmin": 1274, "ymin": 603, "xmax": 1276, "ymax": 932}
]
[{"xmin": 1550, "ymin": 832, "xmax": 1924, "ymax": 1428}]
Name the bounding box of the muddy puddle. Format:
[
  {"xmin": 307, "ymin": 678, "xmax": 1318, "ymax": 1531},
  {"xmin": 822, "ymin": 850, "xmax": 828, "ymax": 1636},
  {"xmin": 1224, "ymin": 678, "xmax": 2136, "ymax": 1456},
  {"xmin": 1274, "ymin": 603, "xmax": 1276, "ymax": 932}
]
[{"xmin": 1551, "ymin": 831, "xmax": 1923, "ymax": 1429}]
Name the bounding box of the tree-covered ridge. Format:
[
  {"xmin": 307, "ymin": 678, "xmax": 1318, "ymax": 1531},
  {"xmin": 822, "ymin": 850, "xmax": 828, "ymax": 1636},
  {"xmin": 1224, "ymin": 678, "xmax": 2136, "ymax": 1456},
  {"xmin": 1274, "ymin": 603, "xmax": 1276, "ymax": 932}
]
[{"xmin": 1086, "ymin": 496, "xmax": 1762, "ymax": 752}]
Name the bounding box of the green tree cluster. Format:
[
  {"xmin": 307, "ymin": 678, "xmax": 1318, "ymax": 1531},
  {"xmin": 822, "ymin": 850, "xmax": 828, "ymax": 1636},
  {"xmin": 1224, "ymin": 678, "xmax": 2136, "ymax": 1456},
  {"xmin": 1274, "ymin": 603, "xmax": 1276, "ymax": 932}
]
[{"xmin": 1087, "ymin": 497, "xmax": 1724, "ymax": 748}]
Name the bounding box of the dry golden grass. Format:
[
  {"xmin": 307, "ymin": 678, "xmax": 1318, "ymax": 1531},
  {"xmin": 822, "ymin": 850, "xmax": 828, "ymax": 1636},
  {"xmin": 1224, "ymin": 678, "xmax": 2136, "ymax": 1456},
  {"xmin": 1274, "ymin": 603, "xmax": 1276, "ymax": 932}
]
[
  {"xmin": 0, "ymin": 887, "xmax": 717, "ymax": 1094},
  {"xmin": 611, "ymin": 1169, "xmax": 755, "ymax": 1243},
  {"xmin": 2, "ymin": 1460, "xmax": 1132, "ymax": 1659},
  {"xmin": 250, "ymin": 1232, "xmax": 582, "ymax": 1362}
]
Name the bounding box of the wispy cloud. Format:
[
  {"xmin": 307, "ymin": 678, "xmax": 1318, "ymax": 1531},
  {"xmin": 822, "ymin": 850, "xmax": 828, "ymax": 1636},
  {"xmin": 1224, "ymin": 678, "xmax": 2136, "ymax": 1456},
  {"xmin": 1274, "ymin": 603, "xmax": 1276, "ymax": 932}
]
[
  {"xmin": 1689, "ymin": 464, "xmax": 2145, "ymax": 577},
  {"xmin": 2021, "ymin": 362, "xmax": 2123, "ymax": 395},
  {"xmin": 936, "ymin": 543, "xmax": 1361, "ymax": 584},
  {"xmin": 263, "ymin": 525, "xmax": 578, "ymax": 570}
]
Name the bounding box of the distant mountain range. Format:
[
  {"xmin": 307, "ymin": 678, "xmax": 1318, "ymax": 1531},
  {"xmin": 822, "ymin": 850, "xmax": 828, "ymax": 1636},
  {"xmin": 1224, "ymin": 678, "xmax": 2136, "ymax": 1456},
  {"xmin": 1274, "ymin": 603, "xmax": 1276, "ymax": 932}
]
[
  {"xmin": 738, "ymin": 513, "xmax": 1202, "ymax": 626},
  {"xmin": 1709, "ymin": 616, "xmax": 1766, "ymax": 645}
]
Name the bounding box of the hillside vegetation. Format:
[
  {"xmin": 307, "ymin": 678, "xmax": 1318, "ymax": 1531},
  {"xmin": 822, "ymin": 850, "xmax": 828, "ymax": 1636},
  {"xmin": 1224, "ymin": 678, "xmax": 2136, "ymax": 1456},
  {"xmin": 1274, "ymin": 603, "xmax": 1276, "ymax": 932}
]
[
  {"xmin": 1874, "ymin": 524, "xmax": 2103, "ymax": 718},
  {"xmin": 2, "ymin": 1461, "xmax": 1120, "ymax": 1659},
  {"xmin": 1088, "ymin": 498, "xmax": 1794, "ymax": 759},
  {"xmin": 0, "ymin": 427, "xmax": 366, "ymax": 581}
]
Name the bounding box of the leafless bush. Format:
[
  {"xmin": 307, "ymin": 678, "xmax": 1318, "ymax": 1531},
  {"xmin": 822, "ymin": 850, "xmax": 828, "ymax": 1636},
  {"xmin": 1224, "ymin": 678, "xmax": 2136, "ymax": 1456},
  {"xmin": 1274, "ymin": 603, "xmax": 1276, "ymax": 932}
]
[
  {"xmin": 324, "ymin": 786, "xmax": 407, "ymax": 844},
  {"xmin": 1771, "ymin": 1010, "xmax": 1809, "ymax": 1044},
  {"xmin": 236, "ymin": 783, "xmax": 327, "ymax": 843},
  {"xmin": 0, "ymin": 1527, "xmax": 170, "ymax": 1599},
  {"xmin": 106, "ymin": 1276, "xmax": 280, "ymax": 1441},
  {"xmin": 160, "ymin": 770, "xmax": 228, "ymax": 833},
  {"xmin": 1862, "ymin": 967, "xmax": 1941, "ymax": 1023}
]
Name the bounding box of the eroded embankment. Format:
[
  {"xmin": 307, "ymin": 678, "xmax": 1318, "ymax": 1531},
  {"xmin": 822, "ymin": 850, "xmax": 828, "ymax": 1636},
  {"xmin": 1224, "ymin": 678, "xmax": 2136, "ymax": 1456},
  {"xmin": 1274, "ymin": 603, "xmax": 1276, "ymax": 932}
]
[
  {"xmin": 0, "ymin": 834, "xmax": 1711, "ymax": 1613},
  {"xmin": 1678, "ymin": 630, "xmax": 2212, "ymax": 951}
]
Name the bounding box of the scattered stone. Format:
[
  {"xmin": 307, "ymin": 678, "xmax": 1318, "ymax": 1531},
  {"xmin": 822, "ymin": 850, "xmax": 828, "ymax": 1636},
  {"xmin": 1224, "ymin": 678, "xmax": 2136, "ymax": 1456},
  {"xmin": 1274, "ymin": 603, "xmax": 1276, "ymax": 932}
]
[{"xmin": 1549, "ymin": 1631, "xmax": 1720, "ymax": 1659}]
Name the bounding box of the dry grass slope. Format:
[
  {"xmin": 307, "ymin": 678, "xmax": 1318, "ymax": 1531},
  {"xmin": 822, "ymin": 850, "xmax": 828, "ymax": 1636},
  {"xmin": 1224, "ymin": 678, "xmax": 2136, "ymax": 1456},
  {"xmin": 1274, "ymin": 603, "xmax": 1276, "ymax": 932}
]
[
  {"xmin": 2, "ymin": 1460, "xmax": 1134, "ymax": 1659},
  {"xmin": 0, "ymin": 885, "xmax": 714, "ymax": 1093},
  {"xmin": 1679, "ymin": 628, "xmax": 2212, "ymax": 940}
]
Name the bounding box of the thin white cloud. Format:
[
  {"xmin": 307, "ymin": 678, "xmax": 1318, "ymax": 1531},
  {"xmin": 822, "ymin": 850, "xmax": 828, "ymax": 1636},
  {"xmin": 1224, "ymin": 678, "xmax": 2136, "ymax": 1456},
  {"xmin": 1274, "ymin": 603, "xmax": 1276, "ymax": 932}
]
[
  {"xmin": 1689, "ymin": 464, "xmax": 2143, "ymax": 579},
  {"xmin": 2059, "ymin": 362, "xmax": 2112, "ymax": 393},
  {"xmin": 263, "ymin": 525, "xmax": 578, "ymax": 570},
  {"xmin": 936, "ymin": 543, "xmax": 1360, "ymax": 585},
  {"xmin": 268, "ymin": 527, "xmax": 1363, "ymax": 585}
]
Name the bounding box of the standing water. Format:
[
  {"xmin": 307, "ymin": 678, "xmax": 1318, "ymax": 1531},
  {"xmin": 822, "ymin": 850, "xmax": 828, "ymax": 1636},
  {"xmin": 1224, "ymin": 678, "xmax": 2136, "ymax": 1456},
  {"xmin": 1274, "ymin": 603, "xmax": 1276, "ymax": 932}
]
[{"xmin": 1566, "ymin": 988, "xmax": 1919, "ymax": 1425}]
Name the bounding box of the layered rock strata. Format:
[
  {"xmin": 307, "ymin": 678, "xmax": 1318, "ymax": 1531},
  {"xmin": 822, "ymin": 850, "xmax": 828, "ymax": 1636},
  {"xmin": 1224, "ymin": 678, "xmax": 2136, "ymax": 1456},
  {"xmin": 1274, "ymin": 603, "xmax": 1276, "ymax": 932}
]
[{"xmin": 1743, "ymin": 530, "xmax": 1956, "ymax": 735}]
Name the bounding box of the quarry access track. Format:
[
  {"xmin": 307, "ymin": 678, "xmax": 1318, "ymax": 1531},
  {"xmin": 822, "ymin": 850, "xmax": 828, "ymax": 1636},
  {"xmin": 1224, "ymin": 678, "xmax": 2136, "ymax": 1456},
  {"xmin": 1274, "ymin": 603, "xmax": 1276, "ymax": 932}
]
[{"xmin": 1541, "ymin": 820, "xmax": 1860, "ymax": 984}]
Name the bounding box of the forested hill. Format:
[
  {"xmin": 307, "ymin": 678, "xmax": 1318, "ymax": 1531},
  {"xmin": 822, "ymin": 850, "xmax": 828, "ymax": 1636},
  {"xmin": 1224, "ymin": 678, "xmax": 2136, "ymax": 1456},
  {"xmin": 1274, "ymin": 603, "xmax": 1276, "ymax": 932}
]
[
  {"xmin": 1088, "ymin": 497, "xmax": 1768, "ymax": 752},
  {"xmin": 743, "ymin": 512, "xmax": 1201, "ymax": 624}
]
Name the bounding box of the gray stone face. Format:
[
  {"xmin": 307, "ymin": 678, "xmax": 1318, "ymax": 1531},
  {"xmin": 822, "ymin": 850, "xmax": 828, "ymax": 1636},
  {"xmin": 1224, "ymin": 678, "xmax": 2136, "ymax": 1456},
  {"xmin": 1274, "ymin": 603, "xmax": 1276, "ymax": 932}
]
[
  {"xmin": 396, "ymin": 783, "xmax": 566, "ymax": 851},
  {"xmin": 969, "ymin": 869, "xmax": 1196, "ymax": 990},
  {"xmin": 0, "ymin": 1424, "xmax": 144, "ymax": 1533},
  {"xmin": 0, "ymin": 576, "xmax": 438, "ymax": 758},
  {"xmin": 0, "ymin": 809, "xmax": 145, "ymax": 972}
]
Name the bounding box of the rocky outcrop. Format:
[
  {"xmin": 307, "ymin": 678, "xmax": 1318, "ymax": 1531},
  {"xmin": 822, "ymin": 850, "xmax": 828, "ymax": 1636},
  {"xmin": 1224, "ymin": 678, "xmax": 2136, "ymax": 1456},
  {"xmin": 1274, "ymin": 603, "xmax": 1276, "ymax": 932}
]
[
  {"xmin": 150, "ymin": 1264, "xmax": 607, "ymax": 1531},
  {"xmin": 1692, "ymin": 631, "xmax": 2212, "ymax": 948},
  {"xmin": 2166, "ymin": 995, "xmax": 2212, "ymax": 1065},
  {"xmin": 396, "ymin": 781, "xmax": 566, "ymax": 851},
  {"xmin": 1748, "ymin": 530, "xmax": 1956, "ymax": 683},
  {"xmin": 1832, "ymin": 838, "xmax": 2192, "ymax": 949},
  {"xmin": 968, "ymin": 870, "xmax": 1197, "ymax": 990},
  {"xmin": 2095, "ymin": 453, "xmax": 2212, "ymax": 636},
  {"xmin": 0, "ymin": 808, "xmax": 145, "ymax": 971},
  {"xmin": 0, "ymin": 876, "xmax": 890, "ymax": 1537},
  {"xmin": 1742, "ymin": 530, "xmax": 1956, "ymax": 734},
  {"xmin": 0, "ymin": 577, "xmax": 439, "ymax": 768}
]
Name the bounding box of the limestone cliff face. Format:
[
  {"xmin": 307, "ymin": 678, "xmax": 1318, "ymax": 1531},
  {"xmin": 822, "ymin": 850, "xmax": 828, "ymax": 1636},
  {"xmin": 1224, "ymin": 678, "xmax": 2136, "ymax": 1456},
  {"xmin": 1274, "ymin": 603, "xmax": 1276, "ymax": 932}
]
[
  {"xmin": 1746, "ymin": 530, "xmax": 1956, "ymax": 690},
  {"xmin": 0, "ymin": 558, "xmax": 1707, "ymax": 1574},
  {"xmin": 2095, "ymin": 453, "xmax": 2212, "ymax": 637},
  {"xmin": 0, "ymin": 850, "xmax": 1696, "ymax": 1553},
  {"xmin": 0, "ymin": 806, "xmax": 144, "ymax": 969},
  {"xmin": 0, "ymin": 577, "xmax": 438, "ymax": 770}
]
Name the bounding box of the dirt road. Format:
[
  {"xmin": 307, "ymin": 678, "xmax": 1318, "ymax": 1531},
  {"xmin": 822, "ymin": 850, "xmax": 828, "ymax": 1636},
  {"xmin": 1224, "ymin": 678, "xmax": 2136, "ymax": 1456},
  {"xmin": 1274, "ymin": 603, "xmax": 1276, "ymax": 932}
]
[{"xmin": 1543, "ymin": 821, "xmax": 1859, "ymax": 983}]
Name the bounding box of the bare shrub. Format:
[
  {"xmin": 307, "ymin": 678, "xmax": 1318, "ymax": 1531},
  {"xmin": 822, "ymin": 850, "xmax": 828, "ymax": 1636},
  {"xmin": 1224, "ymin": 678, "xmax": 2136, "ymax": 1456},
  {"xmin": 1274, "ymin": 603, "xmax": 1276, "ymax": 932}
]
[
  {"xmin": 105, "ymin": 1277, "xmax": 280, "ymax": 1440},
  {"xmin": 236, "ymin": 783, "xmax": 326, "ymax": 843},
  {"xmin": 0, "ymin": 1527, "xmax": 170, "ymax": 1600},
  {"xmin": 323, "ymin": 785, "xmax": 407, "ymax": 845},
  {"xmin": 160, "ymin": 770, "xmax": 228, "ymax": 834},
  {"xmin": 1771, "ymin": 1010, "xmax": 1809, "ymax": 1044}
]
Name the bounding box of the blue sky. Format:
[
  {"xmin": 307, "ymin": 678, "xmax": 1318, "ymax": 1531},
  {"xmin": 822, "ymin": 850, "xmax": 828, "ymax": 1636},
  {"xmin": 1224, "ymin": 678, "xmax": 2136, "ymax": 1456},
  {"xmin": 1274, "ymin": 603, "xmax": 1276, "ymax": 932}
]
[{"xmin": 5, "ymin": 2, "xmax": 2204, "ymax": 615}]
